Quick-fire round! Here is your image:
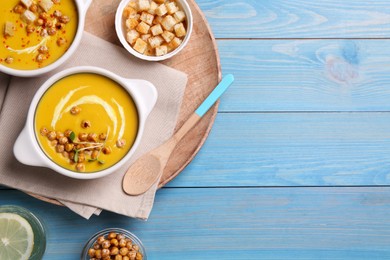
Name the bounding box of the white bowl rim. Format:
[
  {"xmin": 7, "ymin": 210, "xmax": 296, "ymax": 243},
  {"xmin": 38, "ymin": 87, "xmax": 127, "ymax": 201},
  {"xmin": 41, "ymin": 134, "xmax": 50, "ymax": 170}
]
[
  {"xmin": 14, "ymin": 66, "xmax": 157, "ymax": 179},
  {"xmin": 0, "ymin": 0, "xmax": 92, "ymax": 77},
  {"xmin": 115, "ymin": 0, "xmax": 193, "ymax": 61}
]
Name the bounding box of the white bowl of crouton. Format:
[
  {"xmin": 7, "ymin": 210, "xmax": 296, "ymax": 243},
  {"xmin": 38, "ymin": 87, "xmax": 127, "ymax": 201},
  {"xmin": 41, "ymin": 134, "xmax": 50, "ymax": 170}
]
[{"xmin": 115, "ymin": 0, "xmax": 193, "ymax": 61}]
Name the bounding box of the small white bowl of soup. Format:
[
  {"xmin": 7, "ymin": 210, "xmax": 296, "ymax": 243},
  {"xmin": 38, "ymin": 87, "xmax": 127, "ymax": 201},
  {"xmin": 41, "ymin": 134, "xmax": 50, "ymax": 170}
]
[
  {"xmin": 0, "ymin": 0, "xmax": 92, "ymax": 77},
  {"xmin": 13, "ymin": 66, "xmax": 158, "ymax": 179},
  {"xmin": 115, "ymin": 0, "xmax": 193, "ymax": 61}
]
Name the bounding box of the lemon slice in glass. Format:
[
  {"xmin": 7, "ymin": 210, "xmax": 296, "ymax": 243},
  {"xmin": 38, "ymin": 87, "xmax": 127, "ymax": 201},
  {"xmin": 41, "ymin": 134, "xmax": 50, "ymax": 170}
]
[{"xmin": 0, "ymin": 213, "xmax": 34, "ymax": 260}]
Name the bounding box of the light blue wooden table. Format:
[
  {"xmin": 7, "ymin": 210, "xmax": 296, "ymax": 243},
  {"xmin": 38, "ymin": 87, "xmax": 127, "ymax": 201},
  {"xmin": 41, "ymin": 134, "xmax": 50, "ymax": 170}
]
[{"xmin": 3, "ymin": 0, "xmax": 390, "ymax": 259}]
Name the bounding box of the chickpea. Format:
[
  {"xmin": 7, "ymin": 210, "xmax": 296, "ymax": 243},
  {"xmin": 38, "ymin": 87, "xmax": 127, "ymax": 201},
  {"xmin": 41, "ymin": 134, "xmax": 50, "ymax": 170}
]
[
  {"xmin": 101, "ymin": 248, "xmax": 110, "ymax": 257},
  {"xmin": 62, "ymin": 151, "xmax": 69, "ymax": 158},
  {"xmin": 50, "ymin": 140, "xmax": 58, "ymax": 146},
  {"xmin": 47, "ymin": 27, "xmax": 57, "ymax": 36},
  {"xmin": 39, "ymin": 13, "xmax": 49, "ymax": 20},
  {"xmin": 36, "ymin": 19, "xmax": 44, "ymax": 26},
  {"xmin": 115, "ymin": 255, "xmax": 123, "ymax": 260},
  {"xmin": 53, "ymin": 10, "xmax": 62, "ymax": 17},
  {"xmin": 117, "ymin": 234, "xmax": 125, "ymax": 241},
  {"xmin": 70, "ymin": 106, "xmax": 81, "ymax": 115},
  {"xmin": 135, "ymin": 253, "xmax": 142, "ymax": 260},
  {"xmin": 36, "ymin": 54, "xmax": 45, "ymax": 63},
  {"xmin": 76, "ymin": 144, "xmax": 85, "ymax": 150},
  {"xmin": 91, "ymin": 150, "xmax": 99, "ymax": 159},
  {"xmin": 56, "ymin": 131, "xmax": 64, "ymax": 139},
  {"xmin": 97, "ymin": 133, "xmax": 106, "ymax": 141},
  {"xmin": 108, "ymin": 232, "xmax": 117, "ymax": 239},
  {"xmin": 29, "ymin": 4, "xmax": 38, "ymax": 12},
  {"xmin": 26, "ymin": 25, "xmax": 35, "ymax": 34},
  {"xmin": 128, "ymin": 251, "xmax": 136, "ymax": 259},
  {"xmin": 110, "ymin": 238, "xmax": 119, "ymax": 247},
  {"xmin": 47, "ymin": 131, "xmax": 56, "ymax": 140},
  {"xmin": 97, "ymin": 236, "xmax": 105, "ymax": 245},
  {"xmin": 56, "ymin": 23, "xmax": 65, "ymax": 30},
  {"xmin": 64, "ymin": 129, "xmax": 72, "ymax": 137},
  {"xmin": 132, "ymin": 245, "xmax": 139, "ymax": 251},
  {"xmin": 5, "ymin": 56, "xmax": 14, "ymax": 64},
  {"xmin": 116, "ymin": 139, "xmax": 126, "ymax": 148},
  {"xmin": 93, "ymin": 242, "xmax": 101, "ymax": 250},
  {"xmin": 65, "ymin": 143, "xmax": 74, "ymax": 152},
  {"xmin": 69, "ymin": 151, "xmax": 75, "ymax": 160},
  {"xmin": 126, "ymin": 241, "xmax": 133, "ymax": 250},
  {"xmin": 59, "ymin": 15, "xmax": 70, "ymax": 23},
  {"xmin": 88, "ymin": 133, "xmax": 98, "ymax": 142},
  {"xmin": 88, "ymin": 248, "xmax": 96, "ymax": 257},
  {"xmin": 45, "ymin": 20, "xmax": 53, "ymax": 28},
  {"xmin": 102, "ymin": 240, "xmax": 111, "ymax": 249},
  {"xmin": 13, "ymin": 5, "xmax": 25, "ymax": 14},
  {"xmin": 76, "ymin": 163, "xmax": 85, "ymax": 172},
  {"xmin": 123, "ymin": 256, "xmax": 129, "ymax": 260},
  {"xmin": 119, "ymin": 238, "xmax": 127, "ymax": 248},
  {"xmin": 57, "ymin": 37, "xmax": 67, "ymax": 46},
  {"xmin": 120, "ymin": 247, "xmax": 129, "ymax": 256},
  {"xmin": 38, "ymin": 45, "xmax": 49, "ymax": 54},
  {"xmin": 56, "ymin": 145, "xmax": 64, "ymax": 153},
  {"xmin": 58, "ymin": 136, "xmax": 68, "ymax": 145},
  {"xmin": 110, "ymin": 246, "xmax": 119, "ymax": 255},
  {"xmin": 78, "ymin": 152, "xmax": 85, "ymax": 163},
  {"xmin": 81, "ymin": 120, "xmax": 91, "ymax": 128},
  {"xmin": 102, "ymin": 147, "xmax": 111, "ymax": 155},
  {"xmin": 103, "ymin": 257, "xmax": 111, "ymax": 260},
  {"xmin": 40, "ymin": 127, "xmax": 49, "ymax": 136},
  {"xmin": 95, "ymin": 249, "xmax": 102, "ymax": 259},
  {"xmin": 77, "ymin": 133, "xmax": 87, "ymax": 141}
]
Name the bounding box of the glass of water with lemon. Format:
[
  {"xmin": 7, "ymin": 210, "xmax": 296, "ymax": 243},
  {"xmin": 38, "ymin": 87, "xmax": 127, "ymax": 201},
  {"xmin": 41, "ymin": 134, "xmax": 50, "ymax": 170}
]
[{"xmin": 0, "ymin": 205, "xmax": 46, "ymax": 260}]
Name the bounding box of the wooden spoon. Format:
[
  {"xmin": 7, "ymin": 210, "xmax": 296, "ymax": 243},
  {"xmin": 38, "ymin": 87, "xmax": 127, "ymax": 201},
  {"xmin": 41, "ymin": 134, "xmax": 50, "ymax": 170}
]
[{"xmin": 122, "ymin": 74, "xmax": 235, "ymax": 195}]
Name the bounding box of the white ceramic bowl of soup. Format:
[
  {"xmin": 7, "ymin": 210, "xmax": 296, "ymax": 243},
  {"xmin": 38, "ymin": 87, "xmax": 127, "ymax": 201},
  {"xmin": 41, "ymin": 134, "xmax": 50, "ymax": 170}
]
[
  {"xmin": 115, "ymin": 0, "xmax": 193, "ymax": 61},
  {"xmin": 13, "ymin": 66, "xmax": 158, "ymax": 179},
  {"xmin": 0, "ymin": 0, "xmax": 92, "ymax": 77}
]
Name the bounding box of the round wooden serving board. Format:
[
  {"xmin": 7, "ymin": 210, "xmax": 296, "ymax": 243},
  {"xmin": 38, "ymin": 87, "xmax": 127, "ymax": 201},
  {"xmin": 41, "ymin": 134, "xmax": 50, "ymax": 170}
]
[{"xmin": 31, "ymin": 0, "xmax": 221, "ymax": 205}]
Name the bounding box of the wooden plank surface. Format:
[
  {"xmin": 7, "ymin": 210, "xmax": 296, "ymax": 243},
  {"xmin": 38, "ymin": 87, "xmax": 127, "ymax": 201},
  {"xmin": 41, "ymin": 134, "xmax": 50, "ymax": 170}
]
[
  {"xmin": 2, "ymin": 188, "xmax": 390, "ymax": 259},
  {"xmin": 197, "ymin": 0, "xmax": 390, "ymax": 38},
  {"xmin": 217, "ymin": 39, "xmax": 390, "ymax": 112},
  {"xmin": 166, "ymin": 112, "xmax": 390, "ymax": 187}
]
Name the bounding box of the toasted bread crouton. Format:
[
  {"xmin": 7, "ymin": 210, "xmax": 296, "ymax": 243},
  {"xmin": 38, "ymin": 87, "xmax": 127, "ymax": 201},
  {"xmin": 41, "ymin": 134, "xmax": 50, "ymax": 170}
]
[
  {"xmin": 21, "ymin": 0, "xmax": 33, "ymax": 8},
  {"xmin": 140, "ymin": 11, "xmax": 154, "ymax": 25},
  {"xmin": 126, "ymin": 29, "xmax": 140, "ymax": 45},
  {"xmin": 165, "ymin": 2, "xmax": 178, "ymax": 14},
  {"xmin": 136, "ymin": 21, "xmax": 150, "ymax": 34},
  {"xmin": 174, "ymin": 22, "xmax": 186, "ymax": 37},
  {"xmin": 155, "ymin": 45, "xmax": 168, "ymax": 56},
  {"xmin": 173, "ymin": 10, "xmax": 186, "ymax": 23},
  {"xmin": 168, "ymin": 37, "xmax": 182, "ymax": 51},
  {"xmin": 21, "ymin": 10, "xmax": 37, "ymax": 24},
  {"xmin": 150, "ymin": 24, "xmax": 163, "ymax": 36},
  {"xmin": 161, "ymin": 15, "xmax": 177, "ymax": 31},
  {"xmin": 39, "ymin": 0, "xmax": 53, "ymax": 12},
  {"xmin": 154, "ymin": 0, "xmax": 165, "ymax": 3},
  {"xmin": 138, "ymin": 0, "xmax": 150, "ymax": 11},
  {"xmin": 133, "ymin": 38, "xmax": 148, "ymax": 53},
  {"xmin": 127, "ymin": 1, "xmax": 138, "ymax": 9},
  {"xmin": 141, "ymin": 33, "xmax": 151, "ymax": 41},
  {"xmin": 126, "ymin": 18, "xmax": 139, "ymax": 30},
  {"xmin": 148, "ymin": 1, "xmax": 158, "ymax": 14},
  {"xmin": 148, "ymin": 35, "xmax": 164, "ymax": 48},
  {"xmin": 4, "ymin": 21, "xmax": 15, "ymax": 37},
  {"xmin": 123, "ymin": 6, "xmax": 137, "ymax": 18},
  {"xmin": 155, "ymin": 4, "xmax": 167, "ymax": 16},
  {"xmin": 161, "ymin": 30, "xmax": 175, "ymax": 43},
  {"xmin": 153, "ymin": 15, "xmax": 163, "ymax": 25}
]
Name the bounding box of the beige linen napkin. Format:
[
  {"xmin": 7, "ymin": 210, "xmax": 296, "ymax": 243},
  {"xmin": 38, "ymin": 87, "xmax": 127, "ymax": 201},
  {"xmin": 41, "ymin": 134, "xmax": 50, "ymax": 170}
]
[
  {"xmin": 0, "ymin": 32, "xmax": 187, "ymax": 219},
  {"xmin": 0, "ymin": 73, "xmax": 10, "ymax": 115}
]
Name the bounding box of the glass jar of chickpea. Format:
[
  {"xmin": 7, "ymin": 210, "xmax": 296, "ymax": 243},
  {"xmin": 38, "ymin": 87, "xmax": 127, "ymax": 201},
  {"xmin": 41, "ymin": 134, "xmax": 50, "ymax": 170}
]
[{"xmin": 81, "ymin": 228, "xmax": 146, "ymax": 260}]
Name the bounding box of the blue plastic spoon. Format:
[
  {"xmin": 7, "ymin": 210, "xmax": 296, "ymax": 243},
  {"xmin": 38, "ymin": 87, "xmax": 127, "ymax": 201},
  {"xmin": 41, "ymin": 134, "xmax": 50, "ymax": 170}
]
[{"xmin": 123, "ymin": 74, "xmax": 234, "ymax": 195}]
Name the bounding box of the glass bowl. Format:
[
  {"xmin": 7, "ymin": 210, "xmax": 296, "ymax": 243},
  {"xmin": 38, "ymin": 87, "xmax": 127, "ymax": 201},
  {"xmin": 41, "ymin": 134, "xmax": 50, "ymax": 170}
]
[
  {"xmin": 81, "ymin": 228, "xmax": 147, "ymax": 260},
  {"xmin": 0, "ymin": 205, "xmax": 46, "ymax": 260}
]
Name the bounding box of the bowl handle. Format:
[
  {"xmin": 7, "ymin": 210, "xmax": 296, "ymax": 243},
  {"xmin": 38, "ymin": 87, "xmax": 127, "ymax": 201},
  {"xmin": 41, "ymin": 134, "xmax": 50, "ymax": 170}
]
[
  {"xmin": 13, "ymin": 126, "xmax": 47, "ymax": 167},
  {"xmin": 81, "ymin": 0, "xmax": 93, "ymax": 12},
  {"xmin": 124, "ymin": 79, "xmax": 158, "ymax": 118}
]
